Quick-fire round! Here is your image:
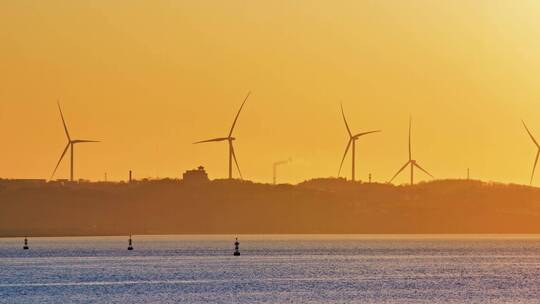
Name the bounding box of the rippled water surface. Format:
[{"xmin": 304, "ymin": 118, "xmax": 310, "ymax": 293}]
[{"xmin": 1, "ymin": 235, "xmax": 540, "ymax": 303}]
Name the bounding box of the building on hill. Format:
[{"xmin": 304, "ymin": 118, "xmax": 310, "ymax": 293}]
[{"xmin": 183, "ymin": 166, "xmax": 209, "ymax": 183}]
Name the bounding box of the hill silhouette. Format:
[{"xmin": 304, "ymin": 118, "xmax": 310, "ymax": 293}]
[{"xmin": 1, "ymin": 178, "xmax": 540, "ymax": 237}]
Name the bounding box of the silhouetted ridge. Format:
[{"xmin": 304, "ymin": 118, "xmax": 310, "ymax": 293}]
[{"xmin": 2, "ymin": 178, "xmax": 540, "ymax": 236}]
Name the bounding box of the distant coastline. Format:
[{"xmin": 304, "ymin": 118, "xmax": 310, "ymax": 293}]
[{"xmin": 1, "ymin": 178, "xmax": 540, "ymax": 237}]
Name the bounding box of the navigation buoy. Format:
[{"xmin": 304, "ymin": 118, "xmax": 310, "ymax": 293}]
[
  {"xmin": 127, "ymin": 235, "xmax": 133, "ymax": 251},
  {"xmin": 233, "ymin": 237, "xmax": 240, "ymax": 256},
  {"xmin": 23, "ymin": 237, "xmax": 29, "ymax": 250}
]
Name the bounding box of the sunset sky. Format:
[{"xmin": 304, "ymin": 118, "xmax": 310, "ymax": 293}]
[{"xmin": 2, "ymin": 0, "xmax": 540, "ymax": 184}]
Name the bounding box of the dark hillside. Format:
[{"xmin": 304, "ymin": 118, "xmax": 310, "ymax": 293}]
[{"xmin": 2, "ymin": 178, "xmax": 540, "ymax": 236}]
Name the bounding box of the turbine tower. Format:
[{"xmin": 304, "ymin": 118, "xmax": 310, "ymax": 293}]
[
  {"xmin": 194, "ymin": 92, "xmax": 251, "ymax": 179},
  {"xmin": 522, "ymin": 120, "xmax": 540, "ymax": 185},
  {"xmin": 51, "ymin": 102, "xmax": 99, "ymax": 181},
  {"xmin": 389, "ymin": 117, "xmax": 433, "ymax": 185},
  {"xmin": 338, "ymin": 103, "xmax": 380, "ymax": 181}
]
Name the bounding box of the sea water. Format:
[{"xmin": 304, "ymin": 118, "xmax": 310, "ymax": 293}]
[{"xmin": 1, "ymin": 235, "xmax": 540, "ymax": 303}]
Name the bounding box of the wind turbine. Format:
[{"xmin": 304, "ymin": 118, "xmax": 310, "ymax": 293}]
[
  {"xmin": 51, "ymin": 102, "xmax": 100, "ymax": 181},
  {"xmin": 522, "ymin": 120, "xmax": 540, "ymax": 185},
  {"xmin": 194, "ymin": 92, "xmax": 251, "ymax": 179},
  {"xmin": 389, "ymin": 117, "xmax": 433, "ymax": 185},
  {"xmin": 338, "ymin": 103, "xmax": 380, "ymax": 181}
]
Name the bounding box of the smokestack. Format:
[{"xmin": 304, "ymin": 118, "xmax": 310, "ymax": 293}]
[
  {"xmin": 273, "ymin": 158, "xmax": 291, "ymax": 185},
  {"xmin": 129, "ymin": 170, "xmax": 132, "ymax": 183}
]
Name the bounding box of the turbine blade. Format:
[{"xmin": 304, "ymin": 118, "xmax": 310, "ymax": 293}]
[
  {"xmin": 338, "ymin": 139, "xmax": 352, "ymax": 177},
  {"xmin": 50, "ymin": 142, "xmax": 70, "ymax": 179},
  {"xmin": 193, "ymin": 137, "xmax": 229, "ymax": 144},
  {"xmin": 531, "ymin": 150, "xmax": 540, "ymax": 185},
  {"xmin": 274, "ymin": 160, "xmax": 289, "ymax": 166},
  {"xmin": 408, "ymin": 116, "xmax": 412, "ymax": 161},
  {"xmin": 72, "ymin": 139, "xmax": 100, "ymax": 144},
  {"xmin": 522, "ymin": 120, "xmax": 540, "ymax": 148},
  {"xmin": 340, "ymin": 103, "xmax": 352, "ymax": 137},
  {"xmin": 354, "ymin": 130, "xmax": 381, "ymax": 138},
  {"xmin": 414, "ymin": 162, "xmax": 434, "ymax": 178},
  {"xmin": 389, "ymin": 161, "xmax": 410, "ymax": 183},
  {"xmin": 57, "ymin": 101, "xmax": 71, "ymax": 141},
  {"xmin": 229, "ymin": 91, "xmax": 251, "ymax": 137},
  {"xmin": 231, "ymin": 144, "xmax": 242, "ymax": 179}
]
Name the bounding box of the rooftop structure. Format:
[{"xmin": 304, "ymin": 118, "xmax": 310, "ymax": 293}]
[{"xmin": 182, "ymin": 166, "xmax": 209, "ymax": 183}]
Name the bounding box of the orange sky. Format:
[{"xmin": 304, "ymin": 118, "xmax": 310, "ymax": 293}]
[{"xmin": 2, "ymin": 0, "xmax": 540, "ymax": 184}]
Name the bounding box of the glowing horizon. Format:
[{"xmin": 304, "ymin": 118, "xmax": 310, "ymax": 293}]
[{"xmin": 2, "ymin": 1, "xmax": 540, "ymax": 185}]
